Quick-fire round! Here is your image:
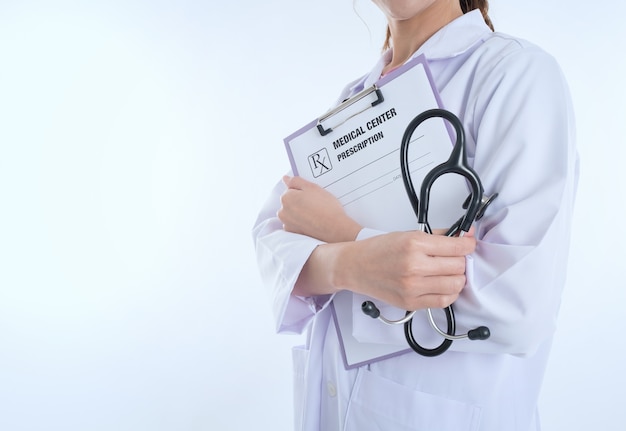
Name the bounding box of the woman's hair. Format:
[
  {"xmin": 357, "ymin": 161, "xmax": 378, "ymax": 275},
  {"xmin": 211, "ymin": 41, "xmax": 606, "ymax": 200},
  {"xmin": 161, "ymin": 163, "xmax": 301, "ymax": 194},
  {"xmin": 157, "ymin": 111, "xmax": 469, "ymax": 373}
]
[
  {"xmin": 462, "ymin": 0, "xmax": 494, "ymax": 31},
  {"xmin": 382, "ymin": 0, "xmax": 494, "ymax": 51}
]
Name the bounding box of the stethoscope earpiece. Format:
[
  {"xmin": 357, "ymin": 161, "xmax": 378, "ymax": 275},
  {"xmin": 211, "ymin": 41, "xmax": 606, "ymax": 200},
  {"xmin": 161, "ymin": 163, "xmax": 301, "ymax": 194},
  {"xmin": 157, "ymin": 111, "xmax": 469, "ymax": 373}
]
[
  {"xmin": 468, "ymin": 326, "xmax": 491, "ymax": 341},
  {"xmin": 361, "ymin": 301, "xmax": 380, "ymax": 319}
]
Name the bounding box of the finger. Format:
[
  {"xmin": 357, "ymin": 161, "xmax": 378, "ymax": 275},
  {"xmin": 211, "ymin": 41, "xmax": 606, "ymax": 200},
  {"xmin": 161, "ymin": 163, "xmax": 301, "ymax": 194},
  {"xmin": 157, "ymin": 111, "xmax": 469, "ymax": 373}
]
[
  {"xmin": 430, "ymin": 225, "xmax": 475, "ymax": 238},
  {"xmin": 465, "ymin": 225, "xmax": 476, "ymax": 238},
  {"xmin": 282, "ymin": 175, "xmax": 301, "ymax": 189},
  {"xmin": 405, "ymin": 292, "xmax": 461, "ymax": 310},
  {"xmin": 283, "ymin": 175, "xmax": 305, "ymax": 190},
  {"xmin": 283, "ymin": 175, "xmax": 308, "ymax": 189},
  {"xmin": 419, "ymin": 273, "xmax": 466, "ymax": 294},
  {"xmin": 420, "ymin": 256, "xmax": 467, "ymax": 277},
  {"xmin": 288, "ymin": 175, "xmax": 319, "ymax": 191},
  {"xmin": 413, "ymin": 232, "xmax": 476, "ymax": 257}
]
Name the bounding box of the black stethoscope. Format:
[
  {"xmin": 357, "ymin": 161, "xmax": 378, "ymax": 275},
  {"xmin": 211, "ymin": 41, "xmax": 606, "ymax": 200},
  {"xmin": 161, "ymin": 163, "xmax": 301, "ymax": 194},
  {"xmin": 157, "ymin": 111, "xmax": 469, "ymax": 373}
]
[{"xmin": 361, "ymin": 108, "xmax": 497, "ymax": 357}]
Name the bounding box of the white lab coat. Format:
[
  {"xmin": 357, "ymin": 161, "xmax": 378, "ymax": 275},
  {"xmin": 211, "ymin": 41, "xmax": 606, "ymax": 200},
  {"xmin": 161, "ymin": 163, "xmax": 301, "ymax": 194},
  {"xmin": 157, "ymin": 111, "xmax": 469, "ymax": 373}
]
[{"xmin": 252, "ymin": 10, "xmax": 578, "ymax": 431}]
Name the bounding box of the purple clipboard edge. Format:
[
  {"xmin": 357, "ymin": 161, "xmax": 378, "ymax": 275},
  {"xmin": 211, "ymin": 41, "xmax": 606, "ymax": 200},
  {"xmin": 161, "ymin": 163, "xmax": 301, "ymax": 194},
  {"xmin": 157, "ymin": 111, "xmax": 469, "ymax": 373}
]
[
  {"xmin": 282, "ymin": 54, "xmax": 456, "ymax": 177},
  {"xmin": 283, "ymin": 118, "xmax": 317, "ymax": 177},
  {"xmin": 330, "ymin": 300, "xmax": 412, "ymax": 370}
]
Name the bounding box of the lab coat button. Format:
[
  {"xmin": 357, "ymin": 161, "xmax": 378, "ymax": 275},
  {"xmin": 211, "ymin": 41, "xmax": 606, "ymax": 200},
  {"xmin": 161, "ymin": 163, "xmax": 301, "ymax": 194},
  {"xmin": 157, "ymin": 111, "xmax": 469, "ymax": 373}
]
[{"xmin": 326, "ymin": 381, "xmax": 337, "ymax": 397}]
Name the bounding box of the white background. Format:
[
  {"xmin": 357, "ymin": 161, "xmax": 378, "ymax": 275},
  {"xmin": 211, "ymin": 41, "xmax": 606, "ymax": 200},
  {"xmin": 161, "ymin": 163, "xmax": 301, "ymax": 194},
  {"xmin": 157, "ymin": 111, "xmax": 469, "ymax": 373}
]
[{"xmin": 0, "ymin": 1, "xmax": 624, "ymax": 430}]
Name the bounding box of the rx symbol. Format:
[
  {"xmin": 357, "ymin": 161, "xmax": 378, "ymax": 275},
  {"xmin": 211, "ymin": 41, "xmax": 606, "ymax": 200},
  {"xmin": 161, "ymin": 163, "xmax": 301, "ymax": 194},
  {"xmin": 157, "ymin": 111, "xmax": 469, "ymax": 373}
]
[{"xmin": 308, "ymin": 148, "xmax": 332, "ymax": 178}]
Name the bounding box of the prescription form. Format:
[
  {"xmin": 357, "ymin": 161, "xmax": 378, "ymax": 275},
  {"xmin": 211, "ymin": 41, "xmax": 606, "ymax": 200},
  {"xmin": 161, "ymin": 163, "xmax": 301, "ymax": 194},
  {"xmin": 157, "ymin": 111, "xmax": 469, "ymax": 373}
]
[{"xmin": 284, "ymin": 55, "xmax": 468, "ymax": 234}]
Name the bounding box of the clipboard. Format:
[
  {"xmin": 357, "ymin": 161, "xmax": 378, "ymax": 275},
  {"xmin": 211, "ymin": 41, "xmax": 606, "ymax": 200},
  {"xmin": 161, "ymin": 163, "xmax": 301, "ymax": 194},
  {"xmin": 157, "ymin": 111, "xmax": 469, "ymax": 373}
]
[{"xmin": 284, "ymin": 55, "xmax": 468, "ymax": 369}]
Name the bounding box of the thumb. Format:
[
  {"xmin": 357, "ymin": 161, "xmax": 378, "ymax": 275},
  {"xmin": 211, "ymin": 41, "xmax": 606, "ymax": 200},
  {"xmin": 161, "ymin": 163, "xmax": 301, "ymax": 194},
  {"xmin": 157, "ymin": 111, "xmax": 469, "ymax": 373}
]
[{"xmin": 465, "ymin": 225, "xmax": 476, "ymax": 238}]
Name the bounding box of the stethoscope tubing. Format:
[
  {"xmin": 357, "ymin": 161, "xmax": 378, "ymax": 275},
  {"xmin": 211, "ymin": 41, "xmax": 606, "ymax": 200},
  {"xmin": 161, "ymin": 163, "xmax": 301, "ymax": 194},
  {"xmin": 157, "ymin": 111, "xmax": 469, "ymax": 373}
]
[
  {"xmin": 401, "ymin": 108, "xmax": 480, "ymax": 355},
  {"xmin": 362, "ymin": 108, "xmax": 492, "ymax": 357}
]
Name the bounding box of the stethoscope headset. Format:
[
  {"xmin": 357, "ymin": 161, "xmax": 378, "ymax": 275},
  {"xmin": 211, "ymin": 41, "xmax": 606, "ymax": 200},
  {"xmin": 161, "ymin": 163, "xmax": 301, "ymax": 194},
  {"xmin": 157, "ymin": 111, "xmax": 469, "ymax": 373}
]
[{"xmin": 361, "ymin": 108, "xmax": 497, "ymax": 357}]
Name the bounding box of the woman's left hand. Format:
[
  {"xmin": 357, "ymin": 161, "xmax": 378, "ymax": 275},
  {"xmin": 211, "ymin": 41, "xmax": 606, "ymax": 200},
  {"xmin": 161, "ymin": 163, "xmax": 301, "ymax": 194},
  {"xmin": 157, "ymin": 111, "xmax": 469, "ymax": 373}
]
[{"xmin": 278, "ymin": 175, "xmax": 362, "ymax": 243}]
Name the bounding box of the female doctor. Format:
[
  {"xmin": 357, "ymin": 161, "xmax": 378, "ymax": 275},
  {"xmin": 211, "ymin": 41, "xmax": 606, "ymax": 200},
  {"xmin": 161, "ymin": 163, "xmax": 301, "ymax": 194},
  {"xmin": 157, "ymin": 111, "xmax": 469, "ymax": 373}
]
[{"xmin": 252, "ymin": 1, "xmax": 578, "ymax": 430}]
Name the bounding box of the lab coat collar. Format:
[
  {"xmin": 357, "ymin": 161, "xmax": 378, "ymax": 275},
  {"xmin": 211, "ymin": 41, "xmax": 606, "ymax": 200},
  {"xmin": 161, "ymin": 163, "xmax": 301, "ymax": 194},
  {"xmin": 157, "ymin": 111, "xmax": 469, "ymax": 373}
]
[
  {"xmin": 357, "ymin": 9, "xmax": 492, "ymax": 91},
  {"xmin": 413, "ymin": 9, "xmax": 492, "ymax": 60}
]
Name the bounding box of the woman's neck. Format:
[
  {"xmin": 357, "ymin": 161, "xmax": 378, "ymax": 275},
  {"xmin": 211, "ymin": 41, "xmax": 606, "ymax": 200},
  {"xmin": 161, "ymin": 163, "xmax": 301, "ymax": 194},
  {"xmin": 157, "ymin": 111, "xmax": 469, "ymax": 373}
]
[{"xmin": 382, "ymin": 2, "xmax": 463, "ymax": 75}]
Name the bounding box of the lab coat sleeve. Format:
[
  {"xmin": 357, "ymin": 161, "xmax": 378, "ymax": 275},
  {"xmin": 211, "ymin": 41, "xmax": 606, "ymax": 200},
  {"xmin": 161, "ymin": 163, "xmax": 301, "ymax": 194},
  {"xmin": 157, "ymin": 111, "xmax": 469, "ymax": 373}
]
[
  {"xmin": 252, "ymin": 178, "xmax": 387, "ymax": 335},
  {"xmin": 252, "ymin": 177, "xmax": 331, "ymax": 335},
  {"xmin": 453, "ymin": 44, "xmax": 579, "ymax": 356},
  {"xmin": 251, "ymin": 77, "xmax": 370, "ymax": 335}
]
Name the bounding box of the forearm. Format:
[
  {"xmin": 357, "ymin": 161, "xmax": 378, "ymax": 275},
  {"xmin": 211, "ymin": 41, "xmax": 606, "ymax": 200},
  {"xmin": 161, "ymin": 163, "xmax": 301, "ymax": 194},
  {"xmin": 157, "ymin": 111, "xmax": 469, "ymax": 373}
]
[
  {"xmin": 252, "ymin": 178, "xmax": 329, "ymax": 333},
  {"xmin": 292, "ymin": 241, "xmax": 347, "ymax": 298},
  {"xmin": 293, "ymin": 230, "xmax": 475, "ymax": 311}
]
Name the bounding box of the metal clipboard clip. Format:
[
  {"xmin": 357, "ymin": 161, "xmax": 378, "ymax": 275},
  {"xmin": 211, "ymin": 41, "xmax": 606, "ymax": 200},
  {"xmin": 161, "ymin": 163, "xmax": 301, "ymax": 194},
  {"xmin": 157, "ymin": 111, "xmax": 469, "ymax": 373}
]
[{"xmin": 316, "ymin": 85, "xmax": 384, "ymax": 136}]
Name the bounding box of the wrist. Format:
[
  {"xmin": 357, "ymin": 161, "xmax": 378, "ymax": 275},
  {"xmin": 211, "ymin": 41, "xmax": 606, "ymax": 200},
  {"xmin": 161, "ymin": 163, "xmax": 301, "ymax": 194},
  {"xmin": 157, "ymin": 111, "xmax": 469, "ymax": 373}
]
[
  {"xmin": 294, "ymin": 242, "xmax": 348, "ymax": 297},
  {"xmin": 326, "ymin": 218, "xmax": 362, "ymax": 243},
  {"xmin": 328, "ymin": 240, "xmax": 360, "ymax": 294},
  {"xmin": 340, "ymin": 220, "xmax": 363, "ymax": 242}
]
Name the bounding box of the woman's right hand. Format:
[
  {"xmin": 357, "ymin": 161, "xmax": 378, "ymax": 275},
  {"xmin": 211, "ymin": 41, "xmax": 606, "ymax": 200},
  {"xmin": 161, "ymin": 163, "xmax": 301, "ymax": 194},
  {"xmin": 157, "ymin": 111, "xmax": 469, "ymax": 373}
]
[{"xmin": 279, "ymin": 175, "xmax": 362, "ymax": 243}]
